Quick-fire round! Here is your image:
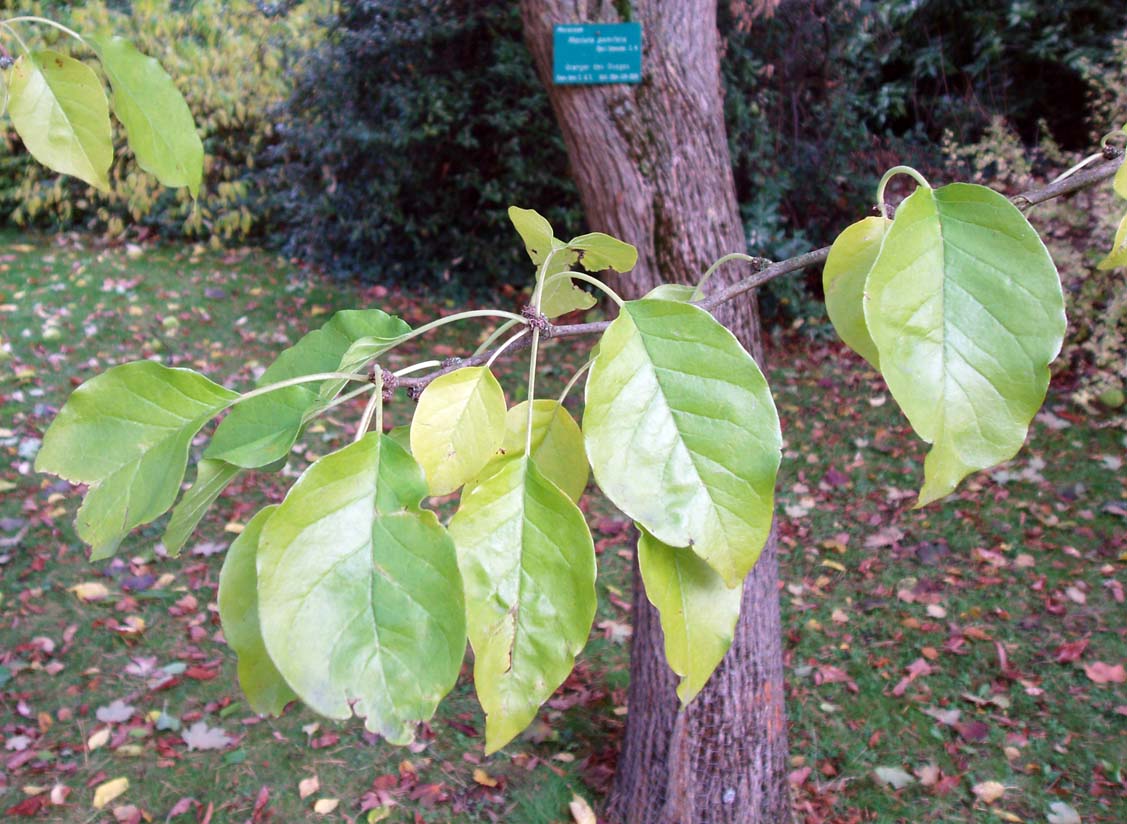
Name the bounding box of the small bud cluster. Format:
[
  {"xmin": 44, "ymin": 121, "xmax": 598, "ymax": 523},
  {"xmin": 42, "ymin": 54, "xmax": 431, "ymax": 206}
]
[
  {"xmin": 521, "ymin": 304, "xmax": 552, "ymax": 336},
  {"xmin": 0, "ymin": 56, "xmax": 15, "ymax": 71}
]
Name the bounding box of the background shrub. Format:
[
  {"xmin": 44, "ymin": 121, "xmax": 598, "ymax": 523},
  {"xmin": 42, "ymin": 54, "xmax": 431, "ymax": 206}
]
[{"xmin": 0, "ymin": 0, "xmax": 328, "ymax": 245}]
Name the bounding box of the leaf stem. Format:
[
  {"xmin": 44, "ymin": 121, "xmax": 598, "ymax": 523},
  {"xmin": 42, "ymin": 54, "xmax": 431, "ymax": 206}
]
[
  {"xmin": 696, "ymin": 252, "xmax": 755, "ymax": 295},
  {"xmin": 0, "ymin": 22, "xmax": 33, "ymax": 57},
  {"xmin": 305, "ymin": 383, "xmax": 373, "ymax": 422},
  {"xmin": 1049, "ymin": 151, "xmax": 1104, "ymax": 185},
  {"xmin": 403, "ymin": 309, "xmax": 527, "ymax": 346},
  {"xmin": 393, "ymin": 360, "xmax": 442, "ymax": 377},
  {"xmin": 556, "ymin": 360, "xmax": 593, "ymax": 406},
  {"xmin": 486, "ymin": 328, "xmax": 530, "ymax": 368},
  {"xmin": 3, "ymin": 16, "xmax": 85, "ymax": 44},
  {"xmin": 876, "ymin": 165, "xmax": 932, "ymax": 220},
  {"xmin": 525, "ymin": 249, "xmax": 557, "ymax": 456},
  {"xmin": 355, "ymin": 372, "xmax": 382, "ymax": 442},
  {"xmin": 230, "ymin": 371, "xmax": 370, "ymax": 407}
]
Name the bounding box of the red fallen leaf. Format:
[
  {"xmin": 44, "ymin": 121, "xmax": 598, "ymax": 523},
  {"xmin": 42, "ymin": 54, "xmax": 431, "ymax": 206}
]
[
  {"xmin": 815, "ymin": 664, "xmax": 859, "ymax": 693},
  {"xmin": 953, "ymin": 721, "xmax": 990, "ymax": 742},
  {"xmin": 994, "ymin": 641, "xmax": 1021, "ymax": 680},
  {"xmin": 309, "ymin": 733, "xmax": 339, "ymax": 749},
  {"xmin": 251, "ymin": 787, "xmax": 270, "ymax": 822},
  {"xmin": 185, "ymin": 667, "xmax": 219, "ymax": 681},
  {"xmin": 1054, "ymin": 639, "xmax": 1089, "ymax": 663},
  {"xmin": 892, "ymin": 658, "xmax": 934, "ymax": 697},
  {"xmin": 788, "ymin": 766, "xmax": 812, "ymax": 787},
  {"xmin": 446, "ymin": 720, "xmax": 478, "ymax": 738},
  {"xmin": 166, "ymin": 796, "xmax": 196, "ymax": 818},
  {"xmin": 933, "ymin": 772, "xmax": 962, "ymax": 796},
  {"xmin": 1083, "ymin": 661, "xmax": 1127, "ymax": 684},
  {"xmin": 5, "ymin": 795, "xmax": 48, "ymax": 816}
]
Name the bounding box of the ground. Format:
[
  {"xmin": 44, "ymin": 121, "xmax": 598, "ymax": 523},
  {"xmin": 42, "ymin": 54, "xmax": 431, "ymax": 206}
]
[{"xmin": 0, "ymin": 232, "xmax": 1123, "ymax": 823}]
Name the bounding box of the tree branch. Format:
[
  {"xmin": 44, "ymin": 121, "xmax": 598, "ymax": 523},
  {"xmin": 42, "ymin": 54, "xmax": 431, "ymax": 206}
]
[{"xmin": 395, "ymin": 150, "xmax": 1124, "ymax": 394}]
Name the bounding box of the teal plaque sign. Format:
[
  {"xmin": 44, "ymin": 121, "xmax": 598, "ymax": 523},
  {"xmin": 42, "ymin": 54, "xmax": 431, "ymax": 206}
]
[{"xmin": 553, "ymin": 23, "xmax": 642, "ymax": 85}]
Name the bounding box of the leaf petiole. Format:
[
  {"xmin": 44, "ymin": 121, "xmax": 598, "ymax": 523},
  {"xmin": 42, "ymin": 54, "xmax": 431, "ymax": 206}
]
[
  {"xmin": 876, "ymin": 165, "xmax": 932, "ymax": 220},
  {"xmin": 2, "ymin": 16, "xmax": 85, "ymax": 43},
  {"xmin": 542, "ymin": 270, "xmax": 625, "ymax": 307}
]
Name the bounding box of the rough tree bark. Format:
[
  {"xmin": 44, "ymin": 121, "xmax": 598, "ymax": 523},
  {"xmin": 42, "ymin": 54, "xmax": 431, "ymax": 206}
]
[{"xmin": 519, "ymin": 2, "xmax": 790, "ymax": 822}]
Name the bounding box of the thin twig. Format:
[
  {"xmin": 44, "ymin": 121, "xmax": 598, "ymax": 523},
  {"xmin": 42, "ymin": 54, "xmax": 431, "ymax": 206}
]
[{"xmin": 397, "ymin": 151, "xmax": 1124, "ymax": 394}]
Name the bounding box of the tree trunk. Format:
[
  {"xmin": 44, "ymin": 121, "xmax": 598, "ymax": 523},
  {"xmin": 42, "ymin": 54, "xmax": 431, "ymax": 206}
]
[{"xmin": 519, "ymin": 2, "xmax": 790, "ymax": 822}]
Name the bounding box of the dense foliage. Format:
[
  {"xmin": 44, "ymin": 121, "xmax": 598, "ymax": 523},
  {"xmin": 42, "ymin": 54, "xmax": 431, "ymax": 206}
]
[{"xmin": 267, "ymin": 0, "xmax": 582, "ymax": 291}]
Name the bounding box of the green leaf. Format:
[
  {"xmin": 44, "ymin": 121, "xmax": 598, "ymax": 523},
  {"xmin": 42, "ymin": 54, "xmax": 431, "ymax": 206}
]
[
  {"xmin": 256, "ymin": 434, "xmax": 466, "ymax": 744},
  {"xmin": 567, "ymin": 232, "xmax": 638, "ymax": 272},
  {"xmin": 217, "ymin": 506, "xmax": 297, "ymax": 715},
  {"xmin": 644, "ymin": 283, "xmax": 704, "ymax": 302},
  {"xmin": 508, "ymin": 206, "xmax": 557, "ymax": 264},
  {"xmin": 206, "ymin": 309, "xmax": 409, "ymax": 468},
  {"xmin": 467, "ymin": 400, "xmax": 589, "ymax": 502},
  {"xmin": 539, "ymin": 267, "xmax": 597, "ymax": 319},
  {"xmin": 35, "ymin": 362, "xmax": 237, "ymax": 559},
  {"xmin": 637, "ymin": 527, "xmax": 742, "ymax": 705},
  {"xmin": 823, "ymin": 216, "xmax": 890, "ymax": 368},
  {"xmin": 1114, "ymin": 158, "xmax": 1127, "ymax": 200},
  {"xmin": 375, "ymin": 434, "xmax": 428, "ymax": 512},
  {"xmin": 163, "ymin": 459, "xmax": 240, "ymax": 556},
  {"xmin": 87, "ymin": 36, "xmax": 203, "ymax": 197},
  {"xmin": 1097, "ymin": 211, "xmax": 1127, "ymax": 270},
  {"xmin": 584, "ymin": 299, "xmax": 781, "ymax": 587},
  {"xmin": 6, "ymin": 52, "xmax": 112, "ymax": 191},
  {"xmin": 410, "ymin": 366, "xmax": 507, "ymax": 496},
  {"xmin": 449, "ymin": 457, "xmax": 596, "ymax": 753},
  {"xmin": 863, "ymin": 182, "xmax": 1066, "ymax": 506}
]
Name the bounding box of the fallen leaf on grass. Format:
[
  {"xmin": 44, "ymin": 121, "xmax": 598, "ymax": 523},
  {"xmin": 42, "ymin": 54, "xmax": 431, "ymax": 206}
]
[
  {"xmin": 1047, "ymin": 801, "xmax": 1081, "ymax": 824},
  {"xmin": 313, "ymin": 798, "xmax": 339, "ymax": 815},
  {"xmin": 69, "ymin": 582, "xmax": 110, "ymax": 602},
  {"xmin": 971, "ymin": 780, "xmax": 1006, "ymax": 804},
  {"xmin": 299, "ymin": 776, "xmax": 320, "ymax": 799},
  {"xmin": 472, "ymin": 768, "xmax": 498, "ymax": 788},
  {"xmin": 182, "ymin": 721, "xmax": 232, "ymax": 751},
  {"xmin": 87, "ymin": 728, "xmax": 111, "ymax": 752},
  {"xmin": 569, "ymin": 794, "xmax": 597, "ymax": 824},
  {"xmin": 873, "ymin": 766, "xmax": 914, "ymax": 790},
  {"xmin": 1083, "ymin": 661, "xmax": 1126, "ymax": 684},
  {"xmin": 95, "ymin": 700, "xmax": 135, "ymax": 724},
  {"xmin": 92, "ymin": 777, "xmax": 129, "ymax": 809}
]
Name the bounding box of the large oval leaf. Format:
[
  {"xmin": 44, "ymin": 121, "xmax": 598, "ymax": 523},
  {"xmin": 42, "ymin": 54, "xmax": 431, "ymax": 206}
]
[
  {"xmin": 256, "ymin": 434, "xmax": 466, "ymax": 744},
  {"xmin": 7, "ymin": 52, "xmax": 112, "ymax": 190},
  {"xmin": 824, "ymin": 216, "xmax": 890, "ymax": 368},
  {"xmin": 218, "ymin": 506, "xmax": 297, "ymax": 715},
  {"xmin": 583, "ymin": 299, "xmax": 781, "ymax": 587},
  {"xmin": 206, "ymin": 309, "xmax": 410, "ymax": 468},
  {"xmin": 88, "ymin": 36, "xmax": 203, "ymax": 197},
  {"xmin": 1097, "ymin": 211, "xmax": 1127, "ymax": 270},
  {"xmin": 863, "ymin": 183, "xmax": 1066, "ymax": 506},
  {"xmin": 449, "ymin": 457, "xmax": 596, "ymax": 753},
  {"xmin": 411, "ymin": 366, "xmax": 507, "ymax": 496},
  {"xmin": 467, "ymin": 400, "xmax": 589, "ymax": 502},
  {"xmin": 637, "ymin": 527, "xmax": 742, "ymax": 705},
  {"xmin": 35, "ymin": 362, "xmax": 237, "ymax": 559}
]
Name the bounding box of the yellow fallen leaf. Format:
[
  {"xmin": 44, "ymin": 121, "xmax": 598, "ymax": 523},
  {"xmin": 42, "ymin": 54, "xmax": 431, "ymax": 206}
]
[
  {"xmin": 87, "ymin": 728, "xmax": 111, "ymax": 751},
  {"xmin": 298, "ymin": 776, "xmax": 319, "ymax": 799},
  {"xmin": 569, "ymin": 794, "xmax": 597, "ymax": 824},
  {"xmin": 92, "ymin": 777, "xmax": 128, "ymax": 809},
  {"xmin": 821, "ymin": 559, "xmax": 847, "ymax": 573},
  {"xmin": 472, "ymin": 768, "xmax": 498, "ymax": 788},
  {"xmin": 366, "ymin": 809, "xmax": 392, "ymax": 823},
  {"xmin": 70, "ymin": 582, "xmax": 110, "ymax": 602},
  {"xmin": 972, "ymin": 780, "xmax": 1007, "ymax": 804},
  {"xmin": 991, "ymin": 810, "xmax": 1023, "ymax": 822},
  {"xmin": 313, "ymin": 798, "xmax": 339, "ymax": 815},
  {"xmin": 224, "ymin": 522, "xmax": 245, "ymax": 534}
]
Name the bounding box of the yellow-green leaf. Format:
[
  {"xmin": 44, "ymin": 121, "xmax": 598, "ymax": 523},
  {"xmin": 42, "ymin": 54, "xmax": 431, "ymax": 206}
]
[
  {"xmin": 824, "ymin": 216, "xmax": 890, "ymax": 368},
  {"xmin": 411, "ymin": 366, "xmax": 506, "ymax": 496},
  {"xmin": 467, "ymin": 400, "xmax": 589, "ymax": 502},
  {"xmin": 1097, "ymin": 211, "xmax": 1127, "ymax": 270},
  {"xmin": 450, "ymin": 457, "xmax": 596, "ymax": 753},
  {"xmin": 218, "ymin": 506, "xmax": 297, "ymax": 716},
  {"xmin": 7, "ymin": 52, "xmax": 112, "ymax": 190},
  {"xmin": 92, "ymin": 777, "xmax": 128, "ymax": 809},
  {"xmin": 637, "ymin": 527, "xmax": 742, "ymax": 704},
  {"xmin": 88, "ymin": 36, "xmax": 203, "ymax": 196},
  {"xmin": 863, "ymin": 183, "xmax": 1065, "ymax": 506}
]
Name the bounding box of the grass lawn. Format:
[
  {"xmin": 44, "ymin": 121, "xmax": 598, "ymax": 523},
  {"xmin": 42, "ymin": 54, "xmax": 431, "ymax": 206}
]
[{"xmin": 0, "ymin": 231, "xmax": 1124, "ymax": 823}]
